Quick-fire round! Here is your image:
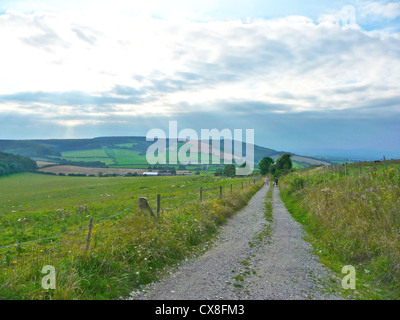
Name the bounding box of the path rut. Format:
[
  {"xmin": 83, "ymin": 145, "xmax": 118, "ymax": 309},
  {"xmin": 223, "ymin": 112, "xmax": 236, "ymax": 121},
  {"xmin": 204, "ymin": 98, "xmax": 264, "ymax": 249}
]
[{"xmin": 131, "ymin": 185, "xmax": 342, "ymax": 300}]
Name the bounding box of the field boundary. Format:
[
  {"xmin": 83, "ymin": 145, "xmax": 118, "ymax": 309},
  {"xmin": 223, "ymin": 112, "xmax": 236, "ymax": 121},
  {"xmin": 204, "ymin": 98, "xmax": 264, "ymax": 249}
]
[{"xmin": 0, "ymin": 176, "xmax": 262, "ymax": 292}]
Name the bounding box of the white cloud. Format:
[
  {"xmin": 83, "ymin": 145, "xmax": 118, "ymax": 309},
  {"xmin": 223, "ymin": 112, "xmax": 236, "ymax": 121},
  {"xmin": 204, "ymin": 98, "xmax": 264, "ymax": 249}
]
[
  {"xmin": 0, "ymin": 8, "xmax": 399, "ymax": 123},
  {"xmin": 358, "ymin": 1, "xmax": 400, "ymax": 19}
]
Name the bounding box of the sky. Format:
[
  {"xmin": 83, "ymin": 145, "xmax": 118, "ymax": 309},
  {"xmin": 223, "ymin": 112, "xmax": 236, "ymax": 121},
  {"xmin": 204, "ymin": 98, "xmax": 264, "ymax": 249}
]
[{"xmin": 0, "ymin": 0, "xmax": 399, "ymax": 159}]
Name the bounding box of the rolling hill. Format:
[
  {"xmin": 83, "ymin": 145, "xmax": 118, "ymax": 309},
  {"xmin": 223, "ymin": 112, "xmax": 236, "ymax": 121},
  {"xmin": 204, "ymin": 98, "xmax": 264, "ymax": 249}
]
[{"xmin": 0, "ymin": 136, "xmax": 330, "ymax": 171}]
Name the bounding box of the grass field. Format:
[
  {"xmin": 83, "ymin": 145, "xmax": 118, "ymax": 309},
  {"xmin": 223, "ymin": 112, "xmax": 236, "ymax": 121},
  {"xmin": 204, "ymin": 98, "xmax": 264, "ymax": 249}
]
[
  {"xmin": 106, "ymin": 148, "xmax": 146, "ymax": 165},
  {"xmin": 61, "ymin": 148, "xmax": 116, "ymax": 165},
  {"xmin": 0, "ymin": 172, "xmax": 262, "ymax": 299},
  {"xmin": 59, "ymin": 147, "xmax": 245, "ymax": 170},
  {"xmin": 62, "ymin": 149, "xmax": 110, "ymax": 158},
  {"xmin": 279, "ymin": 160, "xmax": 400, "ymax": 299}
]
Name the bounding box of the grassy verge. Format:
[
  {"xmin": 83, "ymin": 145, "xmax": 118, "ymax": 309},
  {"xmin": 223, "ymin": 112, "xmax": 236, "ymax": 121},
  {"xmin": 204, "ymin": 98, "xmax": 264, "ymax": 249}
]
[
  {"xmin": 279, "ymin": 160, "xmax": 400, "ymax": 299},
  {"xmin": 0, "ymin": 173, "xmax": 263, "ymax": 299}
]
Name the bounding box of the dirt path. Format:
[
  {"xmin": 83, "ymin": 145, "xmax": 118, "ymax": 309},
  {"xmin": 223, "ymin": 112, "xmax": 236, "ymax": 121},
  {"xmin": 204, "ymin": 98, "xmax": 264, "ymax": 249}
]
[{"xmin": 131, "ymin": 185, "xmax": 342, "ymax": 300}]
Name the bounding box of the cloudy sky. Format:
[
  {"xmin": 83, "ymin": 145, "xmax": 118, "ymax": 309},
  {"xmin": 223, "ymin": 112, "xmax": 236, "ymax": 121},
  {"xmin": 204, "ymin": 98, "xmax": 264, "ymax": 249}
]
[{"xmin": 0, "ymin": 0, "xmax": 399, "ymax": 159}]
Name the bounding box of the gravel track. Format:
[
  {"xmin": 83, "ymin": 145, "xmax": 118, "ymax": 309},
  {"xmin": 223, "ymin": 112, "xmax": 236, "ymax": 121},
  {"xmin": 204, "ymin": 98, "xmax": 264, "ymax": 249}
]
[{"xmin": 131, "ymin": 185, "xmax": 342, "ymax": 300}]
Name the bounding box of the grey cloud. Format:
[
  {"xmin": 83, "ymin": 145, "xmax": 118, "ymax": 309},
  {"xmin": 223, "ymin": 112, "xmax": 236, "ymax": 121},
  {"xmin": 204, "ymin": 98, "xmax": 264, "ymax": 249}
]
[
  {"xmin": 352, "ymin": 95, "xmax": 400, "ymax": 113},
  {"xmin": 175, "ymin": 72, "xmax": 204, "ymax": 81},
  {"xmin": 1, "ymin": 105, "xmax": 399, "ymax": 160},
  {"xmin": 327, "ymin": 84, "xmax": 371, "ymax": 95},
  {"xmin": 217, "ymin": 100, "xmax": 295, "ymax": 114},
  {"xmin": 112, "ymin": 85, "xmax": 143, "ymax": 96},
  {"xmin": 0, "ymin": 89, "xmax": 150, "ymax": 108},
  {"xmin": 71, "ymin": 27, "xmax": 97, "ymax": 45},
  {"xmin": 219, "ymin": 40, "xmax": 294, "ymax": 74},
  {"xmin": 20, "ymin": 15, "xmax": 69, "ymax": 50}
]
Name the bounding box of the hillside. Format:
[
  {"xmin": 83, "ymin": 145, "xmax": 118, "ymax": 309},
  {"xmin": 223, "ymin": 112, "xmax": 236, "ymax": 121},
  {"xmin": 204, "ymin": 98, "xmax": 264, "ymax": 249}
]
[
  {"xmin": 0, "ymin": 151, "xmax": 37, "ymax": 176},
  {"xmin": 0, "ymin": 137, "xmax": 330, "ymax": 171}
]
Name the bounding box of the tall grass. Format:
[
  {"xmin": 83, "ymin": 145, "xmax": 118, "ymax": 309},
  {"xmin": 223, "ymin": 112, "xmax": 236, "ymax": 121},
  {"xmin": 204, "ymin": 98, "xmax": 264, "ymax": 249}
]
[
  {"xmin": 0, "ymin": 174, "xmax": 263, "ymax": 300},
  {"xmin": 280, "ymin": 161, "xmax": 400, "ymax": 299}
]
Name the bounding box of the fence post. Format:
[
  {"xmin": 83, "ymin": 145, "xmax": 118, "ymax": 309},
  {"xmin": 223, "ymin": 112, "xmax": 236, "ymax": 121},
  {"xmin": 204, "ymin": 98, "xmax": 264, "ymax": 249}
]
[
  {"xmin": 253, "ymin": 178, "xmax": 255, "ymax": 184},
  {"xmin": 156, "ymin": 194, "xmax": 161, "ymax": 218},
  {"xmin": 200, "ymin": 187, "xmax": 203, "ymax": 203},
  {"xmin": 14, "ymin": 241, "xmax": 18, "ymax": 263},
  {"xmin": 230, "ymin": 184, "xmax": 232, "ymax": 194},
  {"xmin": 138, "ymin": 197, "xmax": 155, "ymax": 217},
  {"xmin": 383, "ymin": 155, "xmax": 387, "ymax": 170},
  {"xmin": 345, "ymin": 162, "xmax": 348, "ymax": 175},
  {"xmin": 85, "ymin": 218, "xmax": 93, "ymax": 251},
  {"xmin": 219, "ymin": 186, "xmax": 222, "ymax": 199},
  {"xmin": 359, "ymin": 161, "xmax": 362, "ymax": 175}
]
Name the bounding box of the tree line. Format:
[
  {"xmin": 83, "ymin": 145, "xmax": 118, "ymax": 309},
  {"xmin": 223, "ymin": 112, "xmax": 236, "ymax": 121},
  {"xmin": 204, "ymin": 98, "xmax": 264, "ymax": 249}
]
[
  {"xmin": 215, "ymin": 153, "xmax": 293, "ymax": 177},
  {"xmin": 0, "ymin": 151, "xmax": 38, "ymax": 176},
  {"xmin": 258, "ymin": 153, "xmax": 292, "ymax": 176}
]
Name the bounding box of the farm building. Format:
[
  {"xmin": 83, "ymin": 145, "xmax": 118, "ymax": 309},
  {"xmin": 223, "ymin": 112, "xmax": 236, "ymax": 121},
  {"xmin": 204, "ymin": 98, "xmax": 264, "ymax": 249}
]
[{"xmin": 143, "ymin": 172, "xmax": 159, "ymax": 176}]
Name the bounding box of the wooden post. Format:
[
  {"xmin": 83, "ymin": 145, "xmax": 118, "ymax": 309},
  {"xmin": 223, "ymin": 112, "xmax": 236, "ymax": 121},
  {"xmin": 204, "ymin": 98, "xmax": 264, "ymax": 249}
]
[
  {"xmin": 156, "ymin": 194, "xmax": 161, "ymax": 218},
  {"xmin": 242, "ymin": 181, "xmax": 243, "ymax": 189},
  {"xmin": 138, "ymin": 197, "xmax": 155, "ymax": 217},
  {"xmin": 14, "ymin": 241, "xmax": 18, "ymax": 263},
  {"xmin": 383, "ymin": 155, "xmax": 387, "ymax": 170},
  {"xmin": 85, "ymin": 218, "xmax": 93, "ymax": 251},
  {"xmin": 253, "ymin": 178, "xmax": 255, "ymax": 184},
  {"xmin": 359, "ymin": 161, "xmax": 362, "ymax": 175},
  {"xmin": 230, "ymin": 184, "xmax": 232, "ymax": 194},
  {"xmin": 219, "ymin": 186, "xmax": 222, "ymax": 199},
  {"xmin": 200, "ymin": 187, "xmax": 203, "ymax": 203},
  {"xmin": 345, "ymin": 162, "xmax": 348, "ymax": 175}
]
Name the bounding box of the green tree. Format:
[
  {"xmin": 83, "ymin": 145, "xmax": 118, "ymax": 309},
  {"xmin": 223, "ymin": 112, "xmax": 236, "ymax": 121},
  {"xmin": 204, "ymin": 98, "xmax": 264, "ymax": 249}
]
[
  {"xmin": 0, "ymin": 151, "xmax": 37, "ymax": 176},
  {"xmin": 258, "ymin": 157, "xmax": 274, "ymax": 175},
  {"xmin": 276, "ymin": 153, "xmax": 292, "ymax": 171},
  {"xmin": 223, "ymin": 164, "xmax": 236, "ymax": 177}
]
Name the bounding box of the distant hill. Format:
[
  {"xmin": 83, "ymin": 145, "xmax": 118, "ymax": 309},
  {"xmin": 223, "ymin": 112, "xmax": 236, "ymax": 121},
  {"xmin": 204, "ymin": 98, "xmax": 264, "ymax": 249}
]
[
  {"xmin": 0, "ymin": 151, "xmax": 37, "ymax": 176},
  {"xmin": 0, "ymin": 137, "xmax": 330, "ymax": 169}
]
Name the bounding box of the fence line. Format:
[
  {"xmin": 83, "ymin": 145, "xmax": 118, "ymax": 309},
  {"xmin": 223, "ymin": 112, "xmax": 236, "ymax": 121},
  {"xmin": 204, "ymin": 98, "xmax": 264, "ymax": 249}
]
[
  {"xmin": 1, "ymin": 176, "xmax": 262, "ymax": 249},
  {"xmin": 0, "ymin": 175, "xmax": 262, "ymax": 289},
  {"xmin": 0, "ymin": 207, "xmax": 133, "ymax": 250},
  {"xmin": 323, "ymin": 157, "xmax": 399, "ymax": 176}
]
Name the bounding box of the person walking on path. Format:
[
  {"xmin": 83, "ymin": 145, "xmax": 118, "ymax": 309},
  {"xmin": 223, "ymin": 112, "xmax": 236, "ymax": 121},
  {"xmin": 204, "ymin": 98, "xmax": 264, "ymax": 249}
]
[
  {"xmin": 264, "ymin": 177, "xmax": 269, "ymax": 186},
  {"xmin": 274, "ymin": 177, "xmax": 279, "ymax": 187}
]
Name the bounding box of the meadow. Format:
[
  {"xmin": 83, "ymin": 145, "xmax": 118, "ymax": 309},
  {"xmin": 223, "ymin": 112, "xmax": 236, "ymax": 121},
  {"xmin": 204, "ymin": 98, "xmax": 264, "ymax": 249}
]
[
  {"xmin": 279, "ymin": 160, "xmax": 400, "ymax": 299},
  {"xmin": 60, "ymin": 147, "xmax": 224, "ymax": 168},
  {"xmin": 0, "ymin": 172, "xmax": 262, "ymax": 299}
]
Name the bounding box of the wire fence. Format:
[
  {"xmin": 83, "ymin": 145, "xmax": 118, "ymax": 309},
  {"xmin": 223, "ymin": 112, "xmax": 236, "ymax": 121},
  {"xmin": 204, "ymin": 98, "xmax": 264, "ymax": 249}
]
[
  {"xmin": 0, "ymin": 175, "xmax": 263, "ymax": 289},
  {"xmin": 320, "ymin": 157, "xmax": 400, "ymax": 176}
]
